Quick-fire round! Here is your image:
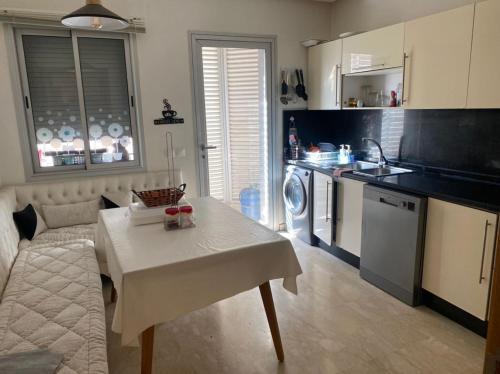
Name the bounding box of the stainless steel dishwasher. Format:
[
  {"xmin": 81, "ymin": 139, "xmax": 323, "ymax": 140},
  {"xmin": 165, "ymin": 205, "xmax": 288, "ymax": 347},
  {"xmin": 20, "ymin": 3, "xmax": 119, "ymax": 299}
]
[{"xmin": 360, "ymin": 185, "xmax": 427, "ymax": 306}]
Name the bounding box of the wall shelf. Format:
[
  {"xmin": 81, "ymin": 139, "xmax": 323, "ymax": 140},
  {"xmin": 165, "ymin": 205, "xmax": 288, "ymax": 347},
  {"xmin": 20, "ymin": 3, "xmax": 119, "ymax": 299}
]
[
  {"xmin": 342, "ymin": 106, "xmax": 404, "ymax": 110},
  {"xmin": 342, "ymin": 67, "xmax": 404, "ymax": 109},
  {"xmin": 154, "ymin": 118, "xmax": 184, "ymax": 125}
]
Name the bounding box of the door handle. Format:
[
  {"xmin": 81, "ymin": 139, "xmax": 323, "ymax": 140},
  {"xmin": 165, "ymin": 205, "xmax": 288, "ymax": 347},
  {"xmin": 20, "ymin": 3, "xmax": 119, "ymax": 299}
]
[
  {"xmin": 479, "ymin": 220, "xmax": 492, "ymax": 284},
  {"xmin": 335, "ymin": 64, "xmax": 341, "ymax": 107},
  {"xmin": 325, "ymin": 181, "xmax": 331, "ymax": 222},
  {"xmin": 402, "ymin": 53, "xmax": 410, "ymax": 105},
  {"xmin": 379, "ymin": 197, "xmax": 398, "ymax": 208},
  {"xmin": 351, "ymin": 63, "xmax": 385, "ymax": 72},
  {"xmin": 201, "ymin": 144, "xmax": 217, "ymax": 151}
]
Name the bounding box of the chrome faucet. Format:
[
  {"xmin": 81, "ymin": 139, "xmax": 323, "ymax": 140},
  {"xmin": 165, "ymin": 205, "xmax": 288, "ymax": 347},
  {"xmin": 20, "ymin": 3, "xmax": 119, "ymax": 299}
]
[{"xmin": 362, "ymin": 137, "xmax": 387, "ymax": 167}]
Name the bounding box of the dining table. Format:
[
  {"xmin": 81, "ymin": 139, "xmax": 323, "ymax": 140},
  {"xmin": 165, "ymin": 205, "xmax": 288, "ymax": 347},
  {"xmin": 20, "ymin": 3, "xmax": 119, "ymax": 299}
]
[{"xmin": 95, "ymin": 197, "xmax": 303, "ymax": 374}]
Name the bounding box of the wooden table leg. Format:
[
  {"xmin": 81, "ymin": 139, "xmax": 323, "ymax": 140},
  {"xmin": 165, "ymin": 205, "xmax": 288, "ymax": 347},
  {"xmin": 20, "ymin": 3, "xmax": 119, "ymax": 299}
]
[
  {"xmin": 141, "ymin": 326, "xmax": 155, "ymax": 374},
  {"xmin": 259, "ymin": 281, "xmax": 284, "ymax": 362}
]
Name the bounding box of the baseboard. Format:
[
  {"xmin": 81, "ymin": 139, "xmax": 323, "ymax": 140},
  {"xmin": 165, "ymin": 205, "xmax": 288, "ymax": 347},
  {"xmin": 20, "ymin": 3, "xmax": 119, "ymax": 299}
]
[
  {"xmin": 422, "ymin": 289, "xmax": 488, "ymax": 337},
  {"xmin": 317, "ymin": 239, "xmax": 360, "ymax": 269}
]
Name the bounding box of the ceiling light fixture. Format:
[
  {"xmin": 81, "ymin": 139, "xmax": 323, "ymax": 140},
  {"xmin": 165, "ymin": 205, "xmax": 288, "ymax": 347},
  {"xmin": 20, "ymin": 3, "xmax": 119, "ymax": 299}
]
[{"xmin": 61, "ymin": 0, "xmax": 129, "ymax": 31}]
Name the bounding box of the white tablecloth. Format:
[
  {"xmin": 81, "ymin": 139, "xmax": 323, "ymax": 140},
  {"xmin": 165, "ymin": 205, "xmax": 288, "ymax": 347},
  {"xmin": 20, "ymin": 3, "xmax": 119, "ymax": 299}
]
[{"xmin": 95, "ymin": 197, "xmax": 302, "ymax": 346}]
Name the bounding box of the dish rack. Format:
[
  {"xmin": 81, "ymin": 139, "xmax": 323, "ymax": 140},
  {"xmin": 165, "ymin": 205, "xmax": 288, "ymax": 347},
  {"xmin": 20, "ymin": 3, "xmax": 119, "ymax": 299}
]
[{"xmin": 304, "ymin": 151, "xmax": 339, "ymax": 163}]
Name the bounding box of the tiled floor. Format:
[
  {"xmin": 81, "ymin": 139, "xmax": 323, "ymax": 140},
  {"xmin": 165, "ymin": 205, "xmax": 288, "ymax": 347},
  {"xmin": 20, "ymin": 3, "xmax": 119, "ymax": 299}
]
[{"xmin": 105, "ymin": 235, "xmax": 485, "ymax": 373}]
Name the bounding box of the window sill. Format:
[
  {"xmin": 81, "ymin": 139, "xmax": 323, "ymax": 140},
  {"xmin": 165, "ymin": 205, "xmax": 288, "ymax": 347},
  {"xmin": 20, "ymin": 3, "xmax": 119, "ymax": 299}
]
[{"xmin": 26, "ymin": 164, "xmax": 146, "ymax": 183}]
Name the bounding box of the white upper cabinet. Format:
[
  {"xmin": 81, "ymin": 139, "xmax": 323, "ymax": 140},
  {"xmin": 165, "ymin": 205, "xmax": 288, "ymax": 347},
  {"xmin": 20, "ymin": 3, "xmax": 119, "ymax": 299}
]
[
  {"xmin": 308, "ymin": 40, "xmax": 342, "ymax": 110},
  {"xmin": 403, "ymin": 5, "xmax": 474, "ymax": 109},
  {"xmin": 467, "ymin": 0, "xmax": 500, "ymax": 108},
  {"xmin": 342, "ymin": 23, "xmax": 404, "ymax": 74}
]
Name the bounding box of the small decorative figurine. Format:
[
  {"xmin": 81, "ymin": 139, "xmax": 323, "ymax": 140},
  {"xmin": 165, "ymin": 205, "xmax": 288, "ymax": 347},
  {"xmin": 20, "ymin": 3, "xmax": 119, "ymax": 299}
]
[
  {"xmin": 162, "ymin": 99, "xmax": 178, "ymax": 119},
  {"xmin": 390, "ymin": 90, "xmax": 397, "ymax": 107}
]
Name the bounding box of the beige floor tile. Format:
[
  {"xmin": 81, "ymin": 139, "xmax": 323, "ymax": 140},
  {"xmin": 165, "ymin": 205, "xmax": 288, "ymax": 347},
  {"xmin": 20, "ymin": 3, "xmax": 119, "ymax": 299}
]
[{"xmin": 105, "ymin": 236, "xmax": 485, "ymax": 373}]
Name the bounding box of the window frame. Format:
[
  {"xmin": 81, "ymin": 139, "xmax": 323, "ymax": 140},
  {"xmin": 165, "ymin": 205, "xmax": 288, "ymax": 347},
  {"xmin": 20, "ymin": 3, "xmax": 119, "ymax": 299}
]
[{"xmin": 13, "ymin": 27, "xmax": 144, "ymax": 178}]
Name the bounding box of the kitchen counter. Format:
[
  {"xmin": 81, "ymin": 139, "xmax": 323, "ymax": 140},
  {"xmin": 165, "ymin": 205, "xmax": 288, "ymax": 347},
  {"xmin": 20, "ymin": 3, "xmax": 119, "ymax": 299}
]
[
  {"xmin": 343, "ymin": 170, "xmax": 500, "ymax": 213},
  {"xmin": 285, "ymin": 160, "xmax": 500, "ymax": 212}
]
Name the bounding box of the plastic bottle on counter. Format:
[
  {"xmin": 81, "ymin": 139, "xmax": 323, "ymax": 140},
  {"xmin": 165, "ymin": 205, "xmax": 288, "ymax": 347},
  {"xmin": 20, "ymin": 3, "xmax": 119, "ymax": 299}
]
[
  {"xmin": 346, "ymin": 144, "xmax": 355, "ymax": 163},
  {"xmin": 288, "ymin": 116, "xmax": 298, "ymax": 146}
]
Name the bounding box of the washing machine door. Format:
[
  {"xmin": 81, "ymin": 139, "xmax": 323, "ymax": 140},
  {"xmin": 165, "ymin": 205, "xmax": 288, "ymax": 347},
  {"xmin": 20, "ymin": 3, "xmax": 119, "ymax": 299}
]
[{"xmin": 283, "ymin": 173, "xmax": 307, "ymax": 216}]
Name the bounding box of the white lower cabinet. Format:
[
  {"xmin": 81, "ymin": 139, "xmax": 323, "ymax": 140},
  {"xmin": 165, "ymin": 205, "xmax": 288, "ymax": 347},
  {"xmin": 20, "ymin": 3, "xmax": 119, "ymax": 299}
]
[
  {"xmin": 336, "ymin": 178, "xmax": 365, "ymax": 257},
  {"xmin": 313, "ymin": 171, "xmax": 333, "ymax": 245},
  {"xmin": 422, "ymin": 198, "xmax": 498, "ymax": 320}
]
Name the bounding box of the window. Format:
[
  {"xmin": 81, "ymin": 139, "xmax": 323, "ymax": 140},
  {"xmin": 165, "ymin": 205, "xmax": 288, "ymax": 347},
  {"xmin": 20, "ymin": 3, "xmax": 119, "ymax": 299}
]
[{"xmin": 15, "ymin": 29, "xmax": 140, "ymax": 175}]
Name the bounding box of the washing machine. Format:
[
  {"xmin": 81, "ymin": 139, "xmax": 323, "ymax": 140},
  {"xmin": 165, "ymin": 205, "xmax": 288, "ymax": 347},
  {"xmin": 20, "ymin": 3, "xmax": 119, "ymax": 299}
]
[{"xmin": 283, "ymin": 165, "xmax": 315, "ymax": 245}]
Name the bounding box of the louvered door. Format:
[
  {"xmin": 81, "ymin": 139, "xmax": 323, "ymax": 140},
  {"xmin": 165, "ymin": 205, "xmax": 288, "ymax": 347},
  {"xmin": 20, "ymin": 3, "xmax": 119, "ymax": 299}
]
[{"xmin": 194, "ymin": 38, "xmax": 272, "ymax": 227}]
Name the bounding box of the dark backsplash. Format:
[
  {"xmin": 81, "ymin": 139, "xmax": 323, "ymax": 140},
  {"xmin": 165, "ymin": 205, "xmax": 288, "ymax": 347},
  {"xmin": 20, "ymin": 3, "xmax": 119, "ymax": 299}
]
[{"xmin": 283, "ymin": 109, "xmax": 500, "ymax": 177}]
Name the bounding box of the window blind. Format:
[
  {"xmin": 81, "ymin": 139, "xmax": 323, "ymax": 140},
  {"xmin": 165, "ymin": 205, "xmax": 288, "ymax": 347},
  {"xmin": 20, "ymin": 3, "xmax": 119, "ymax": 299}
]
[
  {"xmin": 225, "ymin": 48, "xmax": 266, "ymax": 205},
  {"xmin": 202, "ymin": 47, "xmax": 225, "ymax": 200},
  {"xmin": 78, "ymin": 37, "xmax": 135, "ymax": 162},
  {"xmin": 22, "ymin": 35, "xmax": 84, "ymax": 165}
]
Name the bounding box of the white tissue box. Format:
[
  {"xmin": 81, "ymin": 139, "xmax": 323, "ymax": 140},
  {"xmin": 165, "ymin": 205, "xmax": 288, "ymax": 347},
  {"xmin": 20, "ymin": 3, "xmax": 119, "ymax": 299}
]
[{"xmin": 128, "ymin": 199, "xmax": 189, "ymax": 226}]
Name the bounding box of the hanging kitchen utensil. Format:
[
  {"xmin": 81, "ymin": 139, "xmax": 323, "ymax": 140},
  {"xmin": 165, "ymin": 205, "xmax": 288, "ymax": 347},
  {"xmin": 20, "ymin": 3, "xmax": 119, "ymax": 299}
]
[
  {"xmin": 281, "ymin": 70, "xmax": 288, "ymax": 96},
  {"xmin": 295, "ymin": 69, "xmax": 305, "ymax": 99},
  {"xmin": 300, "ymin": 69, "xmax": 308, "ymax": 101},
  {"xmin": 280, "ymin": 70, "xmax": 289, "ymax": 105}
]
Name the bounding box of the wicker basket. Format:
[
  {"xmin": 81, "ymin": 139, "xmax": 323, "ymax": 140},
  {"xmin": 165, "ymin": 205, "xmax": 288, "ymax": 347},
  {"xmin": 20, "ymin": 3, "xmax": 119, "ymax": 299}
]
[{"xmin": 132, "ymin": 184, "xmax": 186, "ymax": 208}]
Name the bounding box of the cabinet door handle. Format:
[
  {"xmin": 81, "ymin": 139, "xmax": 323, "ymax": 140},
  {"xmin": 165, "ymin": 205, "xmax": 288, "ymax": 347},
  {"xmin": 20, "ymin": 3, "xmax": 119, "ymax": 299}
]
[
  {"xmin": 402, "ymin": 53, "xmax": 410, "ymax": 105},
  {"xmin": 479, "ymin": 220, "xmax": 492, "ymax": 284},
  {"xmin": 325, "ymin": 181, "xmax": 330, "ymax": 222},
  {"xmin": 335, "ymin": 64, "xmax": 341, "ymax": 107},
  {"xmin": 351, "ymin": 63, "xmax": 385, "ymax": 72}
]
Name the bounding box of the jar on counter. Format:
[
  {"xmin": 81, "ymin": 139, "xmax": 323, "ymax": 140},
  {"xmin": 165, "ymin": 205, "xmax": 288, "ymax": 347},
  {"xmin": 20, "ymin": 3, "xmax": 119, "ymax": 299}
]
[
  {"xmin": 164, "ymin": 207, "xmax": 180, "ymax": 230},
  {"xmin": 179, "ymin": 205, "xmax": 195, "ymax": 228}
]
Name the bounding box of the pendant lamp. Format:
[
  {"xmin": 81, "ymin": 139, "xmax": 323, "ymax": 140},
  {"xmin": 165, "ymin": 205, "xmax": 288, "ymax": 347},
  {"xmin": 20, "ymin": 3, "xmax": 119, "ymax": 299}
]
[{"xmin": 61, "ymin": 0, "xmax": 129, "ymax": 31}]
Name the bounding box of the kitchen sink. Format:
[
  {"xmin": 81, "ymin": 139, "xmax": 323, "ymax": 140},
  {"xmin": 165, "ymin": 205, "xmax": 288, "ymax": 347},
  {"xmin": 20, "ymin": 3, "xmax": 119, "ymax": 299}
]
[
  {"xmin": 343, "ymin": 161, "xmax": 380, "ymax": 171},
  {"xmin": 353, "ymin": 165, "xmax": 414, "ymax": 177}
]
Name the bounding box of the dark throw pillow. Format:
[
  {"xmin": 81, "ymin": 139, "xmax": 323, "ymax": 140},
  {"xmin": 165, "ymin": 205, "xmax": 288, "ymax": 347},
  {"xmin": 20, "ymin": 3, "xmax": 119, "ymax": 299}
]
[
  {"xmin": 101, "ymin": 195, "xmax": 121, "ymax": 209},
  {"xmin": 12, "ymin": 204, "xmax": 47, "ymax": 240}
]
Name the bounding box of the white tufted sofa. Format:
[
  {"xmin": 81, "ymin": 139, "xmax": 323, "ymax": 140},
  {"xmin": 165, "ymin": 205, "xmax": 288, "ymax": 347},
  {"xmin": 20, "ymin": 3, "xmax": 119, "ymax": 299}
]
[
  {"xmin": 12, "ymin": 170, "xmax": 182, "ymax": 275},
  {"xmin": 0, "ymin": 170, "xmax": 183, "ymax": 373}
]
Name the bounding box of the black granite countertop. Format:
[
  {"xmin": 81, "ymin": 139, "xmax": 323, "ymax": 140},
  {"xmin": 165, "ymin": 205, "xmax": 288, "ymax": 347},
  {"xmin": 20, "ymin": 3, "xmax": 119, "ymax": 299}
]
[{"xmin": 285, "ymin": 160, "xmax": 500, "ymax": 212}]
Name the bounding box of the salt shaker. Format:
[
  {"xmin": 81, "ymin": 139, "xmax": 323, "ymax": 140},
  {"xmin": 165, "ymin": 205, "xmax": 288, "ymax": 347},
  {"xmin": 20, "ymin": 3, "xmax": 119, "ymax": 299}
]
[
  {"xmin": 164, "ymin": 207, "xmax": 180, "ymax": 230},
  {"xmin": 179, "ymin": 205, "xmax": 194, "ymax": 228}
]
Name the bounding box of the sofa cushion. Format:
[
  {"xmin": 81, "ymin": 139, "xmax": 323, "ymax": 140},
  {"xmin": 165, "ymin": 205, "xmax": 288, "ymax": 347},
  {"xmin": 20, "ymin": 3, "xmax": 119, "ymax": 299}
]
[
  {"xmin": 42, "ymin": 199, "xmax": 101, "ymax": 229},
  {"xmin": 18, "ymin": 225, "xmax": 96, "ymax": 252},
  {"xmin": 18, "ymin": 224, "xmax": 109, "ymax": 277},
  {"xmin": 0, "ymin": 188, "xmax": 19, "ymax": 298},
  {"xmin": 12, "ymin": 204, "xmax": 47, "ymax": 240},
  {"xmin": 0, "ymin": 240, "xmax": 108, "ymax": 374}
]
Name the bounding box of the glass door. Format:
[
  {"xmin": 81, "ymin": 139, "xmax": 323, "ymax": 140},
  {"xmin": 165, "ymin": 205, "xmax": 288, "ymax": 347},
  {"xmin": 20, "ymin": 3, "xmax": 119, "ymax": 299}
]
[{"xmin": 192, "ymin": 35, "xmax": 274, "ymax": 227}]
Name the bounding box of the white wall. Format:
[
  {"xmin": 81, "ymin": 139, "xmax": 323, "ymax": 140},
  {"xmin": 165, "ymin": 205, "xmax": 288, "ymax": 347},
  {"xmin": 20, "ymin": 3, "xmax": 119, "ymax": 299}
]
[
  {"xmin": 0, "ymin": 0, "xmax": 331, "ymax": 198},
  {"xmin": 330, "ymin": 0, "xmax": 477, "ymax": 38}
]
